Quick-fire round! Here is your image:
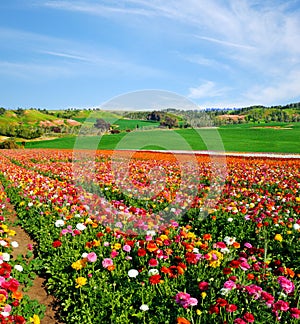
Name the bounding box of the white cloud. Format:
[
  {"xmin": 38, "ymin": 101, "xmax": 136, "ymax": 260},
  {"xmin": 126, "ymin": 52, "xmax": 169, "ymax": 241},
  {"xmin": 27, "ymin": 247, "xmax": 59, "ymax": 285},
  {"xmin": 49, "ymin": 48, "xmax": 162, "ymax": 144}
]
[
  {"xmin": 244, "ymin": 69, "xmax": 300, "ymax": 105},
  {"xmin": 188, "ymin": 81, "xmax": 230, "ymax": 100}
]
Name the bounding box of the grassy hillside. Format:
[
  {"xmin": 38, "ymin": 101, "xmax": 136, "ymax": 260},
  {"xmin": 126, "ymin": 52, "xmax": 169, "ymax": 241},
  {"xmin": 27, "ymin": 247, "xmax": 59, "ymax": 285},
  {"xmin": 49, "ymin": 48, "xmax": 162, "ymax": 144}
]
[{"xmin": 24, "ymin": 124, "xmax": 300, "ymax": 153}]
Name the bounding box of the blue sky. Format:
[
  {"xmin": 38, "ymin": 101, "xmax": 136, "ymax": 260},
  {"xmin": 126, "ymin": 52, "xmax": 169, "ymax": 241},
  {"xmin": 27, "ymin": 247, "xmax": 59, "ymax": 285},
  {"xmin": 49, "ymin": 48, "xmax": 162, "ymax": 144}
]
[{"xmin": 1, "ymin": 0, "xmax": 300, "ymax": 110}]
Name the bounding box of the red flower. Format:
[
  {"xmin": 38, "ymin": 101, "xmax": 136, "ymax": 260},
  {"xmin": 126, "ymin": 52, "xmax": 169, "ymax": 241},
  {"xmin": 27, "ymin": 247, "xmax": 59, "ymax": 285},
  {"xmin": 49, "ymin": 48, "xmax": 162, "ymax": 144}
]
[
  {"xmin": 243, "ymin": 312, "xmax": 255, "ymax": 323},
  {"xmin": 223, "ymin": 267, "xmax": 232, "ymax": 275},
  {"xmin": 198, "ymin": 281, "xmax": 209, "ymax": 291},
  {"xmin": 185, "ymin": 252, "xmax": 198, "ymax": 264},
  {"xmin": 137, "ymin": 248, "xmax": 146, "ymax": 257},
  {"xmin": 149, "ymin": 274, "xmax": 161, "ymax": 285},
  {"xmin": 52, "ymin": 240, "xmax": 62, "ymax": 248},
  {"xmin": 209, "ymin": 304, "xmax": 219, "ymax": 314},
  {"xmin": 0, "ymin": 262, "xmax": 12, "ymax": 278},
  {"xmin": 226, "ymin": 304, "xmax": 238, "ymax": 312},
  {"xmin": 216, "ymin": 298, "xmax": 228, "ymax": 307},
  {"xmin": 148, "ymin": 258, "xmax": 158, "ymax": 267},
  {"xmin": 229, "ymin": 260, "xmax": 241, "ymax": 268}
]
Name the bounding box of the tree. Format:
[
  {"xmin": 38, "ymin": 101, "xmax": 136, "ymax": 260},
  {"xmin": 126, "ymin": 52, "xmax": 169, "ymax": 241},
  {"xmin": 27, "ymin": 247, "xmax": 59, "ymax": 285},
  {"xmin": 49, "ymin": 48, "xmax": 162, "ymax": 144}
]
[
  {"xmin": 147, "ymin": 111, "xmax": 162, "ymax": 121},
  {"xmin": 160, "ymin": 116, "xmax": 178, "ymax": 128},
  {"xmin": 94, "ymin": 119, "xmax": 110, "ymax": 131}
]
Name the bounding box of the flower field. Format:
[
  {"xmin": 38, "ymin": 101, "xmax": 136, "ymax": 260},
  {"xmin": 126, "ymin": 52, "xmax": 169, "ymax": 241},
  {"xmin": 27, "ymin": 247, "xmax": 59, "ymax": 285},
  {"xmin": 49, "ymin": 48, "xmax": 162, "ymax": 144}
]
[{"xmin": 0, "ymin": 149, "xmax": 299, "ymax": 323}]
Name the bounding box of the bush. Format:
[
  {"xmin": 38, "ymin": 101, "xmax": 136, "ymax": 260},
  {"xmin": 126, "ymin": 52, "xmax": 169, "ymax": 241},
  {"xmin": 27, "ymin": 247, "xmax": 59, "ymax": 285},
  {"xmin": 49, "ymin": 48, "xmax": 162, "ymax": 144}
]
[{"xmin": 0, "ymin": 138, "xmax": 20, "ymax": 149}]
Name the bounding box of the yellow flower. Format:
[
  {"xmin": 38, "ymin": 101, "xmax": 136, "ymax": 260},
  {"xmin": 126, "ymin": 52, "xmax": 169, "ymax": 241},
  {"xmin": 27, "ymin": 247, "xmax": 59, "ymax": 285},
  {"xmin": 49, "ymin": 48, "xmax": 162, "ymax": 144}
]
[
  {"xmin": 196, "ymin": 309, "xmax": 202, "ymax": 315},
  {"xmin": 274, "ymin": 234, "xmax": 283, "ymax": 242},
  {"xmin": 160, "ymin": 234, "xmax": 168, "ymax": 241},
  {"xmin": 0, "ymin": 293, "xmax": 6, "ymax": 304},
  {"xmin": 113, "ymin": 243, "xmax": 122, "ymax": 250},
  {"xmin": 75, "ymin": 277, "xmax": 87, "ymax": 288},
  {"xmin": 201, "ymin": 292, "xmax": 207, "ymax": 299},
  {"xmin": 287, "ymin": 231, "xmax": 292, "ymax": 235},
  {"xmin": 187, "ymin": 232, "xmax": 196, "ymax": 239},
  {"xmin": 8, "ymin": 230, "xmax": 16, "ymax": 236},
  {"xmin": 30, "ymin": 314, "xmax": 40, "ymax": 324},
  {"xmin": 71, "ymin": 259, "xmax": 86, "ymax": 270}
]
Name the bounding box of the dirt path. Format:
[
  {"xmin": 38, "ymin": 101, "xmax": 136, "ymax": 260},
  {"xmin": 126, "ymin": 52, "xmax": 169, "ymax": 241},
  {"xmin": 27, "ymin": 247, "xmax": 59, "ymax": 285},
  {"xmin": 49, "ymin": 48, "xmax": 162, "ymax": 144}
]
[{"xmin": 6, "ymin": 201, "xmax": 60, "ymax": 324}]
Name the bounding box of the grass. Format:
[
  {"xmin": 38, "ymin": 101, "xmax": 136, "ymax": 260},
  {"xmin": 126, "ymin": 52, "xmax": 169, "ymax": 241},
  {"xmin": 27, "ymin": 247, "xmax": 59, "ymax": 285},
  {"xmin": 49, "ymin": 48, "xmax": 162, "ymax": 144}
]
[{"xmin": 24, "ymin": 124, "xmax": 300, "ymax": 153}]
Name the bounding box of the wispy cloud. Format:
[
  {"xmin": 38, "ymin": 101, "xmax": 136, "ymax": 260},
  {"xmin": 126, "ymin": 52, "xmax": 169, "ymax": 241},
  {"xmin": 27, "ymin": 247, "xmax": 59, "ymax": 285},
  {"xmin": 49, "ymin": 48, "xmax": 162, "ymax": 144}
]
[
  {"xmin": 197, "ymin": 36, "xmax": 255, "ymax": 50},
  {"xmin": 244, "ymin": 69, "xmax": 300, "ymax": 106},
  {"xmin": 40, "ymin": 50, "xmax": 90, "ymax": 62},
  {"xmin": 188, "ymin": 81, "xmax": 230, "ymax": 100}
]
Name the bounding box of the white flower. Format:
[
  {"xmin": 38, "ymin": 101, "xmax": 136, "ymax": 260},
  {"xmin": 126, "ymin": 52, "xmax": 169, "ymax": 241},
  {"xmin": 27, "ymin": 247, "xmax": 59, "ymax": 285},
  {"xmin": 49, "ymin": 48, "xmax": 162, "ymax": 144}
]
[
  {"xmin": 55, "ymin": 220, "xmax": 65, "ymax": 227},
  {"xmin": 220, "ymin": 247, "xmax": 230, "ymax": 254},
  {"xmin": 219, "ymin": 288, "xmax": 230, "ymax": 296},
  {"xmin": 293, "ymin": 223, "xmax": 300, "ymax": 231},
  {"xmin": 28, "ymin": 202, "xmax": 33, "ymax": 207},
  {"xmin": 140, "ymin": 304, "xmax": 149, "ymax": 311},
  {"xmin": 76, "ymin": 223, "xmax": 86, "ymax": 231},
  {"xmin": 14, "ymin": 265, "xmax": 23, "ymax": 272},
  {"xmin": 1, "ymin": 312, "xmax": 10, "ymax": 318},
  {"xmin": 146, "ymin": 230, "xmax": 156, "ymax": 237},
  {"xmin": 128, "ymin": 269, "xmax": 139, "ymax": 278},
  {"xmin": 2, "ymin": 253, "xmax": 10, "ymax": 261},
  {"xmin": 0, "ymin": 240, "xmax": 8, "ymax": 247},
  {"xmin": 148, "ymin": 269, "xmax": 159, "ymax": 276},
  {"xmin": 11, "ymin": 241, "xmax": 19, "ymax": 248},
  {"xmin": 227, "ymin": 217, "xmax": 233, "ymax": 222},
  {"xmin": 193, "ymin": 248, "xmax": 200, "ymax": 253},
  {"xmin": 82, "ymin": 252, "xmax": 88, "ymax": 258},
  {"xmin": 224, "ymin": 236, "xmax": 236, "ymax": 246}
]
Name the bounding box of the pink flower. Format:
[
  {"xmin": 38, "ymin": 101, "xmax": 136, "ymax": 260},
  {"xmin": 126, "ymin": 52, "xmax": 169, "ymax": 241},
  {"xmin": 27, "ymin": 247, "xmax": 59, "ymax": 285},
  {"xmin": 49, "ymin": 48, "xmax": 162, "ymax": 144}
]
[
  {"xmin": 102, "ymin": 258, "xmax": 113, "ymax": 269},
  {"xmin": 175, "ymin": 292, "xmax": 191, "ymax": 308},
  {"xmin": 245, "ymin": 284, "xmax": 262, "ymax": 299},
  {"xmin": 87, "ymin": 252, "xmax": 97, "ymax": 263},
  {"xmin": 175, "ymin": 292, "xmax": 198, "ymax": 308},
  {"xmin": 277, "ymin": 276, "xmax": 295, "ymax": 294},
  {"xmin": 244, "ymin": 242, "xmax": 252, "ymax": 248},
  {"xmin": 234, "ymin": 319, "xmax": 246, "ymax": 324},
  {"xmin": 273, "ymin": 300, "xmax": 289, "ymax": 312},
  {"xmin": 188, "ymin": 298, "xmax": 198, "ymax": 306},
  {"xmin": 290, "ymin": 308, "xmax": 300, "ymax": 319},
  {"xmin": 223, "ymin": 280, "xmax": 236, "ymax": 290},
  {"xmin": 110, "ymin": 250, "xmax": 119, "ymax": 258},
  {"xmin": 123, "ymin": 244, "xmax": 131, "ymax": 252},
  {"xmin": 261, "ymin": 291, "xmax": 275, "ymax": 306},
  {"xmin": 240, "ymin": 261, "xmax": 251, "ymax": 271}
]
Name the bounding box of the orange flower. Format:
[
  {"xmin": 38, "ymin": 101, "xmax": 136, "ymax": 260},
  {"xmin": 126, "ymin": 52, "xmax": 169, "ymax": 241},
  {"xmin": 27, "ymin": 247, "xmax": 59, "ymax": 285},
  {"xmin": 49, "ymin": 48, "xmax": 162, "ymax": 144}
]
[
  {"xmin": 107, "ymin": 265, "xmax": 115, "ymax": 271},
  {"xmin": 12, "ymin": 291, "xmax": 23, "ymax": 300},
  {"xmin": 232, "ymin": 242, "xmax": 240, "ymax": 249},
  {"xmin": 247, "ymin": 273, "xmax": 255, "ymax": 280},
  {"xmin": 147, "ymin": 242, "xmax": 158, "ymax": 253},
  {"xmin": 177, "ymin": 317, "xmax": 191, "ymax": 324},
  {"xmin": 203, "ymin": 234, "xmax": 212, "ymax": 241}
]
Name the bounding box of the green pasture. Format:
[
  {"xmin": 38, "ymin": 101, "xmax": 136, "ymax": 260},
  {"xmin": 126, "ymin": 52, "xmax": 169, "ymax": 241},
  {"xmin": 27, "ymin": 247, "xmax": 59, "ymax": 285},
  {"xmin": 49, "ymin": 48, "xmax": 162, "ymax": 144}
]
[{"xmin": 24, "ymin": 123, "xmax": 300, "ymax": 153}]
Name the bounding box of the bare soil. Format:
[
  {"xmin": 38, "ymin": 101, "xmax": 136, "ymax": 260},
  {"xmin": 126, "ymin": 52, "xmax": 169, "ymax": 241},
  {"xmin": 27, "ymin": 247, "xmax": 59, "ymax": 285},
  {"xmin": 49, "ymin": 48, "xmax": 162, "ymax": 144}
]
[{"xmin": 7, "ymin": 203, "xmax": 61, "ymax": 324}]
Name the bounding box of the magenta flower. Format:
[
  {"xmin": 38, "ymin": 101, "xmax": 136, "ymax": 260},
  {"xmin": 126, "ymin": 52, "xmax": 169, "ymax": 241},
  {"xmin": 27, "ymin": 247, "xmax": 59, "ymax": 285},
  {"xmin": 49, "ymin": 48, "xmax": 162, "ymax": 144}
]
[
  {"xmin": 102, "ymin": 258, "xmax": 113, "ymax": 268},
  {"xmin": 223, "ymin": 280, "xmax": 236, "ymax": 290},
  {"xmin": 175, "ymin": 292, "xmax": 198, "ymax": 308},
  {"xmin": 277, "ymin": 276, "xmax": 295, "ymax": 294},
  {"xmin": 245, "ymin": 284, "xmax": 262, "ymax": 299},
  {"xmin": 273, "ymin": 300, "xmax": 289, "ymax": 312}
]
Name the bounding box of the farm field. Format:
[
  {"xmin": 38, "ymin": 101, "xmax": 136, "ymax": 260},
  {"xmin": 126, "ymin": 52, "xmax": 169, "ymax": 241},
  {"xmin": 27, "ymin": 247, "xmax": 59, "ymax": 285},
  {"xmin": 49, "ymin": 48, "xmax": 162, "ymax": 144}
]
[
  {"xmin": 24, "ymin": 123, "xmax": 300, "ymax": 153},
  {"xmin": 0, "ymin": 148, "xmax": 299, "ymax": 323}
]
